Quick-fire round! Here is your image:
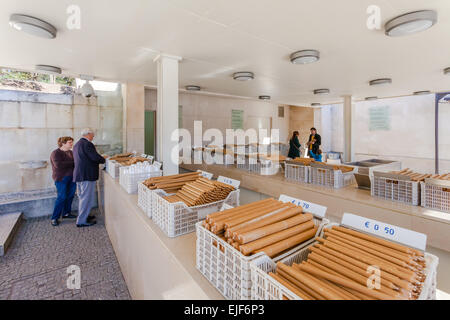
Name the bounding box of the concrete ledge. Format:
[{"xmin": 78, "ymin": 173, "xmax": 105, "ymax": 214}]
[
  {"xmin": 0, "ymin": 89, "xmax": 73, "ymax": 105},
  {"xmin": 0, "ymin": 212, "xmax": 22, "ymax": 256}
]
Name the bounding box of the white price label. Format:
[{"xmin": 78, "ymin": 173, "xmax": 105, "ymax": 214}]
[
  {"xmin": 278, "ymin": 194, "xmax": 327, "ymax": 218},
  {"xmin": 341, "ymin": 213, "xmax": 427, "ymax": 251},
  {"xmin": 146, "ymin": 155, "xmax": 154, "ymax": 161},
  {"xmin": 153, "ymin": 161, "xmax": 162, "ymax": 169},
  {"xmin": 141, "ymin": 154, "xmax": 147, "ymax": 158},
  {"xmin": 218, "ymin": 176, "xmax": 240, "ymax": 189},
  {"xmin": 197, "ymin": 170, "xmax": 213, "ymax": 180}
]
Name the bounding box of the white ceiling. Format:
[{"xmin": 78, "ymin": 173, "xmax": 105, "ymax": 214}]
[{"xmin": 1, "ymin": 0, "xmax": 450, "ymax": 106}]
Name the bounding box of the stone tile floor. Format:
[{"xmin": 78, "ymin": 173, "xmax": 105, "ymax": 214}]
[{"xmin": 0, "ymin": 210, "xmax": 131, "ymax": 300}]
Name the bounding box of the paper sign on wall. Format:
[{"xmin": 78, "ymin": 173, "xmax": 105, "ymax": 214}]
[
  {"xmin": 197, "ymin": 170, "xmax": 213, "ymax": 180},
  {"xmin": 341, "ymin": 213, "xmax": 427, "ymax": 251},
  {"xmin": 218, "ymin": 176, "xmax": 241, "ymax": 189},
  {"xmin": 278, "ymin": 194, "xmax": 327, "ymax": 219}
]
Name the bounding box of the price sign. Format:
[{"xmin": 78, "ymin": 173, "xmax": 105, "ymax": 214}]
[
  {"xmin": 341, "ymin": 213, "xmax": 427, "ymax": 251},
  {"xmin": 153, "ymin": 161, "xmax": 162, "ymax": 169},
  {"xmin": 141, "ymin": 154, "xmax": 147, "ymax": 158},
  {"xmin": 197, "ymin": 170, "xmax": 213, "ymax": 180},
  {"xmin": 218, "ymin": 176, "xmax": 241, "ymax": 189},
  {"xmin": 278, "ymin": 194, "xmax": 327, "ymax": 218},
  {"xmin": 146, "ymin": 155, "xmax": 154, "ymax": 161}
]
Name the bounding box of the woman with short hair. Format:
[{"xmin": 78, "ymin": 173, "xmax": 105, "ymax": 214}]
[{"xmin": 49, "ymin": 136, "xmax": 77, "ymax": 226}]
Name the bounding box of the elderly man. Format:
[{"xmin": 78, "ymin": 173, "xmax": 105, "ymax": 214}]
[{"xmin": 73, "ymin": 128, "xmax": 105, "ymax": 227}]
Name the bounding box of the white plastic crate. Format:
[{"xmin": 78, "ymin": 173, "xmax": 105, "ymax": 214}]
[
  {"xmin": 421, "ymin": 180, "xmax": 450, "ymax": 213},
  {"xmin": 284, "ymin": 163, "xmax": 310, "ymax": 183},
  {"xmin": 251, "ymin": 217, "xmax": 439, "ymax": 300},
  {"xmin": 310, "ymin": 166, "xmax": 355, "ymax": 189},
  {"xmin": 153, "ymin": 189, "xmax": 240, "ymax": 238},
  {"xmin": 137, "ymin": 182, "xmax": 148, "ymax": 213},
  {"xmin": 107, "ymin": 160, "xmax": 122, "ymax": 178},
  {"xmin": 371, "ymin": 175, "xmax": 420, "ymax": 206},
  {"xmin": 196, "ymin": 196, "xmax": 329, "ymax": 300},
  {"xmin": 119, "ymin": 166, "xmax": 162, "ymax": 194}
]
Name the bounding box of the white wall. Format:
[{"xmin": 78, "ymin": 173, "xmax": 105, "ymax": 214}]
[
  {"xmin": 316, "ymin": 94, "xmax": 449, "ymax": 173},
  {"xmin": 145, "ymin": 89, "xmax": 290, "ymax": 144},
  {"xmin": 0, "ymin": 89, "xmax": 123, "ymax": 194}
]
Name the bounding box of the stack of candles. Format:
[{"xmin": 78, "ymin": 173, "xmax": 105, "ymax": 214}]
[
  {"xmin": 164, "ymin": 178, "xmax": 235, "ymax": 207},
  {"xmin": 203, "ymin": 199, "xmax": 318, "ymax": 258},
  {"xmin": 271, "ymin": 225, "xmax": 427, "ymax": 300},
  {"xmin": 143, "ymin": 172, "xmax": 201, "ymax": 193}
]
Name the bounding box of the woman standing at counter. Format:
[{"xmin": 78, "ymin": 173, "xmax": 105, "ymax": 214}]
[
  {"xmin": 288, "ymin": 131, "xmax": 301, "ymax": 159},
  {"xmin": 50, "ymin": 136, "xmax": 77, "ymax": 226}
]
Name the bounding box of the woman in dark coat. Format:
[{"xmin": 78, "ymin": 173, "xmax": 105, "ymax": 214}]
[{"xmin": 288, "ymin": 131, "xmax": 301, "ymax": 159}]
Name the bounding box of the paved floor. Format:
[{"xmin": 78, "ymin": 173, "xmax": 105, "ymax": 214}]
[{"xmin": 0, "ymin": 210, "xmax": 131, "ymax": 300}]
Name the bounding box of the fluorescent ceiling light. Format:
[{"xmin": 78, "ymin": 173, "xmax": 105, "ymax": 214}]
[
  {"xmin": 9, "ymin": 14, "xmax": 57, "ymax": 39},
  {"xmin": 233, "ymin": 72, "xmax": 254, "ymax": 81},
  {"xmin": 413, "ymin": 91, "xmax": 431, "ymax": 95},
  {"xmin": 369, "ymin": 78, "xmax": 392, "ymax": 86},
  {"xmin": 290, "ymin": 50, "xmax": 320, "ymax": 64},
  {"xmin": 313, "ymin": 88, "xmax": 330, "ymax": 95},
  {"xmin": 259, "ymin": 95, "xmax": 271, "ymax": 100},
  {"xmin": 385, "ymin": 10, "xmax": 437, "ymax": 37},
  {"xmin": 35, "ymin": 65, "xmax": 61, "ymax": 75},
  {"xmin": 75, "ymin": 79, "xmax": 118, "ymax": 92},
  {"xmin": 365, "ymin": 96, "xmax": 378, "ymax": 101},
  {"xmin": 185, "ymin": 85, "xmax": 201, "ymax": 91}
]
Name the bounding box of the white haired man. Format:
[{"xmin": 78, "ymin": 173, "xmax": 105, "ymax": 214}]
[{"xmin": 73, "ymin": 128, "xmax": 105, "ymax": 227}]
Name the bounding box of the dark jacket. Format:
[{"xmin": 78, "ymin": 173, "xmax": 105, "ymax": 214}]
[
  {"xmin": 288, "ymin": 136, "xmax": 301, "ymax": 158},
  {"xmin": 308, "ymin": 133, "xmax": 321, "ymax": 155},
  {"xmin": 50, "ymin": 149, "xmax": 74, "ymax": 181},
  {"xmin": 73, "ymin": 138, "xmax": 105, "ymax": 182}
]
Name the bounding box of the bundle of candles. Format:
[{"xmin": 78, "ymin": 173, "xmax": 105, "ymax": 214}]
[
  {"xmin": 109, "ymin": 153, "xmax": 133, "ymax": 161},
  {"xmin": 271, "ymin": 225, "xmax": 427, "ymax": 300},
  {"xmin": 115, "ymin": 156, "xmax": 149, "ymax": 166},
  {"xmin": 203, "ymin": 199, "xmax": 318, "ymax": 258},
  {"xmin": 288, "ymin": 158, "xmax": 315, "ymax": 166},
  {"xmin": 390, "ymin": 169, "xmax": 450, "ymax": 182},
  {"xmin": 164, "ymin": 178, "xmax": 235, "ymax": 207},
  {"xmin": 143, "ymin": 172, "xmax": 201, "ymax": 193}
]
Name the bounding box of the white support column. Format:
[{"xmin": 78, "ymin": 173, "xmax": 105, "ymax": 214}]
[
  {"xmin": 343, "ymin": 95, "xmax": 354, "ymax": 163},
  {"xmin": 154, "ymin": 54, "xmax": 182, "ymax": 175}
]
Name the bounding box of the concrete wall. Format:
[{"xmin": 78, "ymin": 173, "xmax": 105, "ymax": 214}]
[
  {"xmin": 289, "ymin": 106, "xmax": 314, "ymax": 153},
  {"xmin": 0, "ymin": 89, "xmax": 123, "ymax": 195},
  {"xmin": 145, "ymin": 89, "xmax": 290, "ymax": 144},
  {"xmin": 315, "ymin": 94, "xmax": 450, "ymax": 173},
  {"xmin": 123, "ymin": 84, "xmax": 145, "ymax": 154}
]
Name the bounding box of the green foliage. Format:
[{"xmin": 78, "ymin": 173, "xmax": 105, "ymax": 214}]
[{"xmin": 0, "ymin": 69, "xmax": 75, "ymax": 86}]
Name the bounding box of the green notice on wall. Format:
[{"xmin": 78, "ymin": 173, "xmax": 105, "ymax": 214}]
[
  {"xmin": 369, "ymin": 106, "xmax": 390, "ymax": 131},
  {"xmin": 231, "ymin": 109, "xmax": 244, "ymax": 129}
]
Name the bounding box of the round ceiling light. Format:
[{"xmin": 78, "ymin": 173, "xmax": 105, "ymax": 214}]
[
  {"xmin": 365, "ymin": 96, "xmax": 378, "ymax": 101},
  {"xmin": 233, "ymin": 72, "xmax": 254, "ymax": 81},
  {"xmin": 313, "ymin": 88, "xmax": 330, "ymax": 95},
  {"xmin": 258, "ymin": 95, "xmax": 271, "ymax": 100},
  {"xmin": 385, "ymin": 10, "xmax": 437, "ymax": 37},
  {"xmin": 413, "ymin": 90, "xmax": 431, "ymax": 95},
  {"xmin": 35, "ymin": 65, "xmax": 62, "ymax": 75},
  {"xmin": 444, "ymin": 67, "xmax": 450, "ymax": 75},
  {"xmin": 185, "ymin": 85, "xmax": 201, "ymax": 91},
  {"xmin": 290, "ymin": 50, "xmax": 320, "ymax": 64},
  {"xmin": 369, "ymin": 78, "xmax": 392, "ymax": 86},
  {"xmin": 311, "ymin": 103, "xmax": 321, "ymax": 107},
  {"xmin": 9, "ymin": 14, "xmax": 57, "ymax": 39}
]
